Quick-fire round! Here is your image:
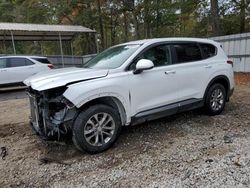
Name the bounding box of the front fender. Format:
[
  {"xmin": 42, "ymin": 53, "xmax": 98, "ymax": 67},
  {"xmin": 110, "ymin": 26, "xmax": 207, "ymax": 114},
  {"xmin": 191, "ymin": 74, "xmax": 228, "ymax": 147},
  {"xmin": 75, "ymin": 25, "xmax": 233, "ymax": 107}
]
[{"xmin": 63, "ymin": 82, "xmax": 131, "ymax": 123}]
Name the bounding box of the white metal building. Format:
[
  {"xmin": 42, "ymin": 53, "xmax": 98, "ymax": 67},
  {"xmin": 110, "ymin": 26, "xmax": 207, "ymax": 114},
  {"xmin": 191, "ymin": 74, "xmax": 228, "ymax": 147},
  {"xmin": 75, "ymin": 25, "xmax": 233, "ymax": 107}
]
[{"xmin": 211, "ymin": 33, "xmax": 250, "ymax": 72}]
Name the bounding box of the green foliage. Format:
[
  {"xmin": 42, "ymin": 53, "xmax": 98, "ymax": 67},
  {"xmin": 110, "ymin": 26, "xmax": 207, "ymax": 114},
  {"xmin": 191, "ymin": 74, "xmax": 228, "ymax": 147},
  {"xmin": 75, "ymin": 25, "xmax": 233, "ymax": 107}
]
[{"xmin": 0, "ymin": 0, "xmax": 249, "ymax": 55}]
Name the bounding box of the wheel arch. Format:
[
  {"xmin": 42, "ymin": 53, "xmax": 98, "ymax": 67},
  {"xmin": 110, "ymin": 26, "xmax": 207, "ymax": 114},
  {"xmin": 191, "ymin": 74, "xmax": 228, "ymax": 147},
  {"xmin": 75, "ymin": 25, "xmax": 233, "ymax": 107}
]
[
  {"xmin": 204, "ymin": 75, "xmax": 230, "ymax": 100},
  {"xmin": 76, "ymin": 96, "xmax": 128, "ymax": 126}
]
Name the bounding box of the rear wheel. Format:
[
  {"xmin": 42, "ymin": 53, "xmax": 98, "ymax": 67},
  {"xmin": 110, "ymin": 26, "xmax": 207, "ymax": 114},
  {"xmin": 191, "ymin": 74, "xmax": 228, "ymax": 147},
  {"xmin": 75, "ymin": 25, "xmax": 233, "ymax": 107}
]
[
  {"xmin": 205, "ymin": 83, "xmax": 226, "ymax": 116},
  {"xmin": 72, "ymin": 104, "xmax": 121, "ymax": 154}
]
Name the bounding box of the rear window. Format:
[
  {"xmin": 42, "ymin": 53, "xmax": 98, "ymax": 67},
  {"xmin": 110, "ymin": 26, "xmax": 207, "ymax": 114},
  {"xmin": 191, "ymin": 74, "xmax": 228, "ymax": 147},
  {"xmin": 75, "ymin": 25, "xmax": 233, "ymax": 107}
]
[
  {"xmin": 32, "ymin": 58, "xmax": 51, "ymax": 64},
  {"xmin": 199, "ymin": 43, "xmax": 216, "ymax": 58},
  {"xmin": 173, "ymin": 43, "xmax": 202, "ymax": 63}
]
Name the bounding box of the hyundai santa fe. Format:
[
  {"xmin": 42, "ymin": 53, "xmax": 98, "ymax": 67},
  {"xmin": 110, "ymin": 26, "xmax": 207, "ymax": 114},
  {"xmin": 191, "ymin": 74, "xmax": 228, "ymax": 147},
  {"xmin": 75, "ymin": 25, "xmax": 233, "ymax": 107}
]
[{"xmin": 24, "ymin": 38, "xmax": 234, "ymax": 154}]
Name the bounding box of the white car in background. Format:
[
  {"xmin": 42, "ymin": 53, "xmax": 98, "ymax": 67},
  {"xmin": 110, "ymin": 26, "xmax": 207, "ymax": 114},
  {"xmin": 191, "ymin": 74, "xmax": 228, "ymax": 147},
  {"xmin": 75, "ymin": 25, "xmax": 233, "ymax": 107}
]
[{"xmin": 0, "ymin": 56, "xmax": 54, "ymax": 86}]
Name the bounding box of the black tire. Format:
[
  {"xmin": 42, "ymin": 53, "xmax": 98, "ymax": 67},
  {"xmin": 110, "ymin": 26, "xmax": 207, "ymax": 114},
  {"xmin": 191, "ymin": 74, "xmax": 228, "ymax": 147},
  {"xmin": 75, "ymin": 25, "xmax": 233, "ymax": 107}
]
[
  {"xmin": 72, "ymin": 104, "xmax": 122, "ymax": 154},
  {"xmin": 205, "ymin": 83, "xmax": 226, "ymax": 116}
]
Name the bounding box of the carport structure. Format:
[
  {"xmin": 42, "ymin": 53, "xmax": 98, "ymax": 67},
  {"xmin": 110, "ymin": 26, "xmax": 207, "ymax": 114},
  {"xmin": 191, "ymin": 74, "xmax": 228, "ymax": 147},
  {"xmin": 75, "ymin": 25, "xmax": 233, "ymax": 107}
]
[{"xmin": 0, "ymin": 22, "xmax": 97, "ymax": 67}]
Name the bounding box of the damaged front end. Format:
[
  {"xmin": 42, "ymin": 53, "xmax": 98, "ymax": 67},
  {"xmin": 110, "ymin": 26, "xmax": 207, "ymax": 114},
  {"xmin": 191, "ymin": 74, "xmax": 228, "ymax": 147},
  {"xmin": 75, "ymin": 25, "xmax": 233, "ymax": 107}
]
[{"xmin": 27, "ymin": 87, "xmax": 77, "ymax": 141}]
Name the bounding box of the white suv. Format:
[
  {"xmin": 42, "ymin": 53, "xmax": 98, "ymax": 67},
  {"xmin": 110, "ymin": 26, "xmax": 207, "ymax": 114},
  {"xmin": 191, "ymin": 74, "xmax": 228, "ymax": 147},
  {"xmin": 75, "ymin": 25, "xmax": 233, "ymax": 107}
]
[
  {"xmin": 0, "ymin": 56, "xmax": 54, "ymax": 86},
  {"xmin": 24, "ymin": 38, "xmax": 234, "ymax": 154}
]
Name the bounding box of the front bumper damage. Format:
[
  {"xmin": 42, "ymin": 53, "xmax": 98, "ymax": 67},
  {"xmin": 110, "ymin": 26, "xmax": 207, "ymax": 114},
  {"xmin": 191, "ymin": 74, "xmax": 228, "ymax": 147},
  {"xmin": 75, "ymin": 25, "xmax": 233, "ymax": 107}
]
[{"xmin": 27, "ymin": 87, "xmax": 77, "ymax": 141}]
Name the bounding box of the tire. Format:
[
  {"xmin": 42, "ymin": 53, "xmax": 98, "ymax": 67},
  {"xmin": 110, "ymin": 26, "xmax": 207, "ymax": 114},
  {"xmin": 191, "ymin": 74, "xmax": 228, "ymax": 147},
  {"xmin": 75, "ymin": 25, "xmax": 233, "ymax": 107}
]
[
  {"xmin": 72, "ymin": 104, "xmax": 122, "ymax": 154},
  {"xmin": 205, "ymin": 83, "xmax": 226, "ymax": 116}
]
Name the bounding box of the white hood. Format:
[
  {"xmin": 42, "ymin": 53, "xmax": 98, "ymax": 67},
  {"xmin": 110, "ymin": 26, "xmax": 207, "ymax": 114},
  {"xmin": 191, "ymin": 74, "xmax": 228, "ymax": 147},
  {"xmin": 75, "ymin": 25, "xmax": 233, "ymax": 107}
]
[{"xmin": 24, "ymin": 67, "xmax": 108, "ymax": 91}]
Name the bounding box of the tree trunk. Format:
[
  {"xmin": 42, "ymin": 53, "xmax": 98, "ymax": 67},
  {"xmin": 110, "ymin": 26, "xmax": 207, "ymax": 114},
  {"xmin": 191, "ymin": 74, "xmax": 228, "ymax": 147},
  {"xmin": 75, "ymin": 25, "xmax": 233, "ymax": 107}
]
[
  {"xmin": 86, "ymin": 2, "xmax": 96, "ymax": 53},
  {"xmin": 97, "ymin": 0, "xmax": 105, "ymax": 49},
  {"xmin": 133, "ymin": 10, "xmax": 140, "ymax": 40},
  {"xmin": 111, "ymin": 13, "xmax": 118, "ymax": 45},
  {"xmin": 156, "ymin": 0, "xmax": 160, "ymax": 37},
  {"xmin": 239, "ymin": 0, "xmax": 246, "ymax": 33},
  {"xmin": 211, "ymin": 0, "xmax": 220, "ymax": 36},
  {"xmin": 144, "ymin": 0, "xmax": 150, "ymax": 38},
  {"xmin": 110, "ymin": 7, "xmax": 114, "ymax": 45},
  {"xmin": 123, "ymin": 10, "xmax": 128, "ymax": 42},
  {"xmin": 105, "ymin": 24, "xmax": 108, "ymax": 48}
]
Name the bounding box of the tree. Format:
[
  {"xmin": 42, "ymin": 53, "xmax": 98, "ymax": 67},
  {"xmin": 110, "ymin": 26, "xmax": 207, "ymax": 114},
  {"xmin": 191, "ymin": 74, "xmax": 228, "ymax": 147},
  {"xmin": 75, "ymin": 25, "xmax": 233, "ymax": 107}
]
[
  {"xmin": 231, "ymin": 0, "xmax": 250, "ymax": 33},
  {"xmin": 0, "ymin": 0, "xmax": 250, "ymax": 55},
  {"xmin": 97, "ymin": 0, "xmax": 105, "ymax": 49},
  {"xmin": 210, "ymin": 0, "xmax": 220, "ymax": 36}
]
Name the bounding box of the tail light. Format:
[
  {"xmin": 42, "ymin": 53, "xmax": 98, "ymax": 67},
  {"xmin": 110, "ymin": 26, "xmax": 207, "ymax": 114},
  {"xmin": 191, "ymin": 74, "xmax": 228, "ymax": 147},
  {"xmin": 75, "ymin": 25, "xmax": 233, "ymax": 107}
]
[
  {"xmin": 227, "ymin": 60, "xmax": 233, "ymax": 67},
  {"xmin": 48, "ymin": 64, "xmax": 54, "ymax": 69}
]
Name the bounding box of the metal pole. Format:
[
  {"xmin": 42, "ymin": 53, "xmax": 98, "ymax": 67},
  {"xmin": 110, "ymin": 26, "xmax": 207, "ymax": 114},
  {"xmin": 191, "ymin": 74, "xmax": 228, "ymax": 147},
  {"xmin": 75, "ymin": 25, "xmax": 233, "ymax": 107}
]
[
  {"xmin": 70, "ymin": 41, "xmax": 75, "ymax": 64},
  {"xmin": 59, "ymin": 32, "xmax": 64, "ymax": 68},
  {"xmin": 95, "ymin": 33, "xmax": 99, "ymax": 53},
  {"xmin": 10, "ymin": 31, "xmax": 16, "ymax": 55},
  {"xmin": 3, "ymin": 32, "xmax": 6, "ymax": 55},
  {"xmin": 40, "ymin": 41, "xmax": 43, "ymax": 55}
]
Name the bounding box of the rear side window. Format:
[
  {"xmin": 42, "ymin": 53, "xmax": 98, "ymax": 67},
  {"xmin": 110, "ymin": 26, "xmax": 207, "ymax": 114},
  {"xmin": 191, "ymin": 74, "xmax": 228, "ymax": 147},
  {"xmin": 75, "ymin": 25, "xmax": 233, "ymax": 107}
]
[
  {"xmin": 7, "ymin": 58, "xmax": 34, "ymax": 68},
  {"xmin": 32, "ymin": 58, "xmax": 51, "ymax": 64},
  {"xmin": 199, "ymin": 43, "xmax": 216, "ymax": 58},
  {"xmin": 173, "ymin": 43, "xmax": 202, "ymax": 63},
  {"xmin": 25, "ymin": 59, "xmax": 34, "ymax": 65},
  {"xmin": 0, "ymin": 58, "xmax": 7, "ymax": 68}
]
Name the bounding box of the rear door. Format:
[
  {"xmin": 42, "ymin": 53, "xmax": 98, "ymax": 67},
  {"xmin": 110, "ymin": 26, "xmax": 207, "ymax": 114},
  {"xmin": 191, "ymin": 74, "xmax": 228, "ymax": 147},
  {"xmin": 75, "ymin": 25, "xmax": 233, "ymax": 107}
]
[
  {"xmin": 0, "ymin": 58, "xmax": 9, "ymax": 85},
  {"xmin": 170, "ymin": 42, "xmax": 216, "ymax": 100}
]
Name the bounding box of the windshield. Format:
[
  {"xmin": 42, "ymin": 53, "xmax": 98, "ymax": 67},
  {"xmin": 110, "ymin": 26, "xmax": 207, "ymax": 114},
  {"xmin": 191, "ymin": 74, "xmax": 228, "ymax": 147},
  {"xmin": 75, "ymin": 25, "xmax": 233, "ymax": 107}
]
[{"xmin": 83, "ymin": 44, "xmax": 140, "ymax": 69}]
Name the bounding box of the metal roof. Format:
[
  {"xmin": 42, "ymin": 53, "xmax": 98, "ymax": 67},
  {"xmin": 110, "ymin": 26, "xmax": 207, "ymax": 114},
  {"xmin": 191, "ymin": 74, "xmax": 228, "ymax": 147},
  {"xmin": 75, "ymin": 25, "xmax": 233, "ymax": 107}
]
[
  {"xmin": 210, "ymin": 32, "xmax": 250, "ymax": 42},
  {"xmin": 0, "ymin": 22, "xmax": 96, "ymax": 41}
]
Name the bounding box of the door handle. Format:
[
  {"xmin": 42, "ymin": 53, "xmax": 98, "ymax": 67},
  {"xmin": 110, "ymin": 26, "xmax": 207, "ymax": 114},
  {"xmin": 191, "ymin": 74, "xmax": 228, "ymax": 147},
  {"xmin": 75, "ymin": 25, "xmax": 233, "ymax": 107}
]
[
  {"xmin": 204, "ymin": 65, "xmax": 212, "ymax": 69},
  {"xmin": 165, "ymin": 70, "xmax": 176, "ymax": 75},
  {"xmin": 0, "ymin": 69, "xmax": 7, "ymax": 72}
]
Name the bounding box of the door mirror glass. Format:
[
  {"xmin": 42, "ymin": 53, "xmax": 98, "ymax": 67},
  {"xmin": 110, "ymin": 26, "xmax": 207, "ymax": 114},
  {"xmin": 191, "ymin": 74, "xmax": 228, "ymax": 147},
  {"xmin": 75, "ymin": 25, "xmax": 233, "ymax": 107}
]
[{"xmin": 134, "ymin": 59, "xmax": 154, "ymax": 74}]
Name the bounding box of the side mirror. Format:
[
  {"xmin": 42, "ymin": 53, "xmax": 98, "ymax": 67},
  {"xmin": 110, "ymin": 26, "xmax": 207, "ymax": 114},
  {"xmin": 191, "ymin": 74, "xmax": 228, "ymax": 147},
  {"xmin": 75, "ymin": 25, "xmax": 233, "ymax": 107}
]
[{"xmin": 133, "ymin": 59, "xmax": 154, "ymax": 74}]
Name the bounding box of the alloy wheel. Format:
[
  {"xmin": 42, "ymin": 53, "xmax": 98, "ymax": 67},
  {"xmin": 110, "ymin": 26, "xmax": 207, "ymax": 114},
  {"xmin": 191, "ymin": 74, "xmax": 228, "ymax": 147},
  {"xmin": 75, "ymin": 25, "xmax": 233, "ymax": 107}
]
[
  {"xmin": 210, "ymin": 88, "xmax": 224, "ymax": 111},
  {"xmin": 83, "ymin": 112, "xmax": 115, "ymax": 146}
]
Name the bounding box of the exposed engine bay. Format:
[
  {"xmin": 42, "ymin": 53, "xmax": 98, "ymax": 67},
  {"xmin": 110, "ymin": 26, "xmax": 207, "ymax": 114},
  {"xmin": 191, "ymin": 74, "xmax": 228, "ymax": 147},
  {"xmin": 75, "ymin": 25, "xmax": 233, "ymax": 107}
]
[{"xmin": 27, "ymin": 87, "xmax": 77, "ymax": 140}]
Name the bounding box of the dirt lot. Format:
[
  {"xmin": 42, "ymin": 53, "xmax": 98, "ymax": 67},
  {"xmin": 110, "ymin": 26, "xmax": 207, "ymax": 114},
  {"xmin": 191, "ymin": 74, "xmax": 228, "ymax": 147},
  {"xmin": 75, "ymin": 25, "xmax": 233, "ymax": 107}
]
[{"xmin": 1, "ymin": 74, "xmax": 250, "ymax": 187}]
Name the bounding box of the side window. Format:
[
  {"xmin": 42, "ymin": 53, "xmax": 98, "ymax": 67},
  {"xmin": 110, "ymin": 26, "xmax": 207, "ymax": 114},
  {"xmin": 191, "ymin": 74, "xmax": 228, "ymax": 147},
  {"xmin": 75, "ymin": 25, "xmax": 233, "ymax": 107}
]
[
  {"xmin": 7, "ymin": 58, "xmax": 27, "ymax": 68},
  {"xmin": 32, "ymin": 58, "xmax": 51, "ymax": 64},
  {"xmin": 142, "ymin": 45, "xmax": 172, "ymax": 67},
  {"xmin": 173, "ymin": 43, "xmax": 202, "ymax": 63},
  {"xmin": 129, "ymin": 44, "xmax": 172, "ymax": 70},
  {"xmin": 199, "ymin": 43, "xmax": 216, "ymax": 59},
  {"xmin": 25, "ymin": 59, "xmax": 34, "ymax": 66},
  {"xmin": 0, "ymin": 58, "xmax": 7, "ymax": 68}
]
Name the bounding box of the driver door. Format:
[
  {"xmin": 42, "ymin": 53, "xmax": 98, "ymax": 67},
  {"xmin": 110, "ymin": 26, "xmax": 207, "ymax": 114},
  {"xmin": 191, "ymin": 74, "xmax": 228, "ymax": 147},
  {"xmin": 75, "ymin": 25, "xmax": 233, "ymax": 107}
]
[{"xmin": 128, "ymin": 44, "xmax": 180, "ymax": 116}]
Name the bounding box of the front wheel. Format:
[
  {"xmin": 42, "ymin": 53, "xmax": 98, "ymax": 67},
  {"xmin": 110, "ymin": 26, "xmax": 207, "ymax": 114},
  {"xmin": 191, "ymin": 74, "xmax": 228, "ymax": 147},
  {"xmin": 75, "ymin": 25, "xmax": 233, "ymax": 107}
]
[
  {"xmin": 72, "ymin": 104, "xmax": 121, "ymax": 154},
  {"xmin": 205, "ymin": 83, "xmax": 226, "ymax": 116}
]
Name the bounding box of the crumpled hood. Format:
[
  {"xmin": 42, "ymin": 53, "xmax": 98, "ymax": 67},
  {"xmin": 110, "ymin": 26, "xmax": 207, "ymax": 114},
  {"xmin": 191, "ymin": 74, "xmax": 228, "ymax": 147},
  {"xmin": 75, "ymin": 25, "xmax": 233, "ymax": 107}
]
[{"xmin": 24, "ymin": 67, "xmax": 108, "ymax": 91}]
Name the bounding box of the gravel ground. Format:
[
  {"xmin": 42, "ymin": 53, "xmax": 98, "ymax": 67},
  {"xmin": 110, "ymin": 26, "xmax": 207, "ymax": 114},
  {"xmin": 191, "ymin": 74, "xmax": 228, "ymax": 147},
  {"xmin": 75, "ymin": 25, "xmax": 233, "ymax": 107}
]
[
  {"xmin": 0, "ymin": 90, "xmax": 27, "ymax": 102},
  {"xmin": 0, "ymin": 84, "xmax": 250, "ymax": 187}
]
